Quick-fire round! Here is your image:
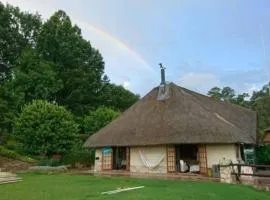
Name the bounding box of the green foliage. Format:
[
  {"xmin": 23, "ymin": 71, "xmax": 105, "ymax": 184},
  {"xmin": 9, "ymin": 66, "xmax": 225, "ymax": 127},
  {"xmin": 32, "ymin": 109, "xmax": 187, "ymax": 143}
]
[
  {"xmin": 99, "ymin": 83, "xmax": 140, "ymax": 112},
  {"xmin": 83, "ymin": 107, "xmax": 119, "ymax": 135},
  {"xmin": 0, "ymin": 132, "xmax": 9, "ymax": 145},
  {"xmin": 0, "ymin": 2, "xmax": 41, "ymax": 82},
  {"xmin": 37, "ymin": 10, "xmax": 105, "ymax": 116},
  {"xmin": 256, "ymin": 145, "xmax": 270, "ymax": 165},
  {"xmin": 12, "ymin": 48, "xmax": 63, "ymax": 103},
  {"xmin": 208, "ymin": 86, "xmax": 248, "ymax": 105},
  {"xmin": 0, "ymin": 81, "xmax": 24, "ymax": 133},
  {"xmin": 14, "ymin": 100, "xmax": 79, "ymax": 156},
  {"xmin": 4, "ymin": 139, "xmax": 17, "ymax": 150},
  {"xmin": 208, "ymin": 84, "xmax": 270, "ymax": 134},
  {"xmin": 0, "ymin": 145, "xmax": 35, "ymax": 163},
  {"xmin": 207, "ymin": 87, "xmax": 222, "ymax": 100},
  {"xmin": 250, "ymin": 84, "xmax": 270, "ymax": 134},
  {"xmin": 0, "ymin": 3, "xmax": 139, "ymax": 143},
  {"xmin": 37, "ymin": 156, "xmax": 62, "ymax": 167},
  {"xmin": 62, "ymin": 147, "xmax": 95, "ymax": 167}
]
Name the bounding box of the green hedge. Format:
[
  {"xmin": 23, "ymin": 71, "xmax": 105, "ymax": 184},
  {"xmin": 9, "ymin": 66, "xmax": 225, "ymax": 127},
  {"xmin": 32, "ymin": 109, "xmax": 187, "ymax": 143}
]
[
  {"xmin": 0, "ymin": 145, "xmax": 35, "ymax": 163},
  {"xmin": 256, "ymin": 145, "xmax": 270, "ymax": 165},
  {"xmin": 61, "ymin": 148, "xmax": 95, "ymax": 167}
]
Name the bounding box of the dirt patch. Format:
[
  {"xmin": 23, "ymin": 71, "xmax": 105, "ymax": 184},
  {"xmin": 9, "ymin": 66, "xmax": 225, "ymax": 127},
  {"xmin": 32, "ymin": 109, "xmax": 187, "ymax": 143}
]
[{"xmin": 0, "ymin": 156, "xmax": 34, "ymax": 172}]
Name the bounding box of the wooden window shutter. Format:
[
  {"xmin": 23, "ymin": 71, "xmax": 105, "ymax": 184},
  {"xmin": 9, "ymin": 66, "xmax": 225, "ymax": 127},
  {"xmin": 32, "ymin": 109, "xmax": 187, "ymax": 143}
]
[
  {"xmin": 126, "ymin": 147, "xmax": 130, "ymax": 171},
  {"xmin": 198, "ymin": 145, "xmax": 208, "ymax": 175},
  {"xmin": 102, "ymin": 151, "xmax": 112, "ymax": 170},
  {"xmin": 167, "ymin": 145, "xmax": 176, "ymax": 173}
]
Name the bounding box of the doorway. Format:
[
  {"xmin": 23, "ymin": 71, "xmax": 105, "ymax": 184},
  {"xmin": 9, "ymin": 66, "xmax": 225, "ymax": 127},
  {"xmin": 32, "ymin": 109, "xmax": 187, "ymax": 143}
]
[
  {"xmin": 175, "ymin": 144, "xmax": 198, "ymax": 172},
  {"xmin": 112, "ymin": 147, "xmax": 129, "ymax": 170}
]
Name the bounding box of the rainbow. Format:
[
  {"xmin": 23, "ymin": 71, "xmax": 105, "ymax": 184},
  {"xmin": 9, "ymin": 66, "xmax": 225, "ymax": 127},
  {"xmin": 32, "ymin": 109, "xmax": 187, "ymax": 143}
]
[{"xmin": 75, "ymin": 19, "xmax": 154, "ymax": 72}]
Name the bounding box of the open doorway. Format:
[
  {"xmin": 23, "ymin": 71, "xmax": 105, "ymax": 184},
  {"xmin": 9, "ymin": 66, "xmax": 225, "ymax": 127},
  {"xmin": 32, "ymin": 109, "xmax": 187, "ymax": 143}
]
[
  {"xmin": 175, "ymin": 144, "xmax": 199, "ymax": 173},
  {"xmin": 112, "ymin": 147, "xmax": 129, "ymax": 170}
]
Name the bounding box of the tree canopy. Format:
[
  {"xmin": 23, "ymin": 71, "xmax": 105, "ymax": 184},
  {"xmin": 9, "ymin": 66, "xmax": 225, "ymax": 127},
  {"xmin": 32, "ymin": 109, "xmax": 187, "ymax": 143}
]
[
  {"xmin": 0, "ymin": 3, "xmax": 139, "ymax": 138},
  {"xmin": 208, "ymin": 84, "xmax": 270, "ymax": 136},
  {"xmin": 83, "ymin": 107, "xmax": 120, "ymax": 136}
]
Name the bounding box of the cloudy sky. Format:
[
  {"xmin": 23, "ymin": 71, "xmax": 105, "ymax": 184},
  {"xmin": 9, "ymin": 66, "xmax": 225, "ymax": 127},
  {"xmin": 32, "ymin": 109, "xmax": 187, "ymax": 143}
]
[{"xmin": 3, "ymin": 0, "xmax": 270, "ymax": 96}]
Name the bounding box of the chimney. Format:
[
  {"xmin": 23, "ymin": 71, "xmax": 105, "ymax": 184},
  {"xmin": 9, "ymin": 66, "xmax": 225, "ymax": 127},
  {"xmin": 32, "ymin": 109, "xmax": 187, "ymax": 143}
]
[
  {"xmin": 157, "ymin": 63, "xmax": 169, "ymax": 101},
  {"xmin": 159, "ymin": 63, "xmax": 166, "ymax": 85}
]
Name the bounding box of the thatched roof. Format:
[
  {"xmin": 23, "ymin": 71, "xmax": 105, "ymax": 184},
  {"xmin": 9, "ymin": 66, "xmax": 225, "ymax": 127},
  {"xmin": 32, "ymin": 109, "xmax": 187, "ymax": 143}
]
[{"xmin": 84, "ymin": 83, "xmax": 257, "ymax": 147}]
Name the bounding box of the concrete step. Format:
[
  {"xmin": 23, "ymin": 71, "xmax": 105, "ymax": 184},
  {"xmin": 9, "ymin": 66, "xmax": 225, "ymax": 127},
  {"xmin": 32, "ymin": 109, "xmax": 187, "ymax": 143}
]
[{"xmin": 0, "ymin": 177, "xmax": 22, "ymax": 185}]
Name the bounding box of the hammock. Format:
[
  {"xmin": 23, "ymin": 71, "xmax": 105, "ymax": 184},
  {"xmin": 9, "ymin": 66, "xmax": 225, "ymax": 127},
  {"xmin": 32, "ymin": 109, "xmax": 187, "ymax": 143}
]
[{"xmin": 139, "ymin": 150, "xmax": 165, "ymax": 169}]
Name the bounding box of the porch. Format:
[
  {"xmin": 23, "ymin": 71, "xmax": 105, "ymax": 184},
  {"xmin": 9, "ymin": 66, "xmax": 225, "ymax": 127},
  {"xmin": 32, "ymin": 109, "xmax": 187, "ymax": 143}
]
[
  {"xmin": 97, "ymin": 144, "xmax": 209, "ymax": 175},
  {"xmin": 89, "ymin": 170, "xmax": 219, "ymax": 182}
]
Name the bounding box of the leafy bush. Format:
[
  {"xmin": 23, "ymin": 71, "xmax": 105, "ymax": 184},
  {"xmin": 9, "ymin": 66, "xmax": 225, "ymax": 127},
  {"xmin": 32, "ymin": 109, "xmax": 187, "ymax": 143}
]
[
  {"xmin": 256, "ymin": 145, "xmax": 270, "ymax": 165},
  {"xmin": 0, "ymin": 132, "xmax": 9, "ymax": 145},
  {"xmin": 14, "ymin": 100, "xmax": 79, "ymax": 156},
  {"xmin": 83, "ymin": 106, "xmax": 119, "ymax": 135},
  {"xmin": 62, "ymin": 147, "xmax": 95, "ymax": 167},
  {"xmin": 37, "ymin": 156, "xmax": 62, "ymax": 167},
  {"xmin": 4, "ymin": 139, "xmax": 17, "ymax": 150},
  {"xmin": 0, "ymin": 145, "xmax": 35, "ymax": 163}
]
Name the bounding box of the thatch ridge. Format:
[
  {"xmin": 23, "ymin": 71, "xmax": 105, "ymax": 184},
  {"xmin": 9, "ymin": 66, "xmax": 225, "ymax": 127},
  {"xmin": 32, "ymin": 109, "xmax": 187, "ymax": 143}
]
[{"xmin": 84, "ymin": 83, "xmax": 256, "ymax": 147}]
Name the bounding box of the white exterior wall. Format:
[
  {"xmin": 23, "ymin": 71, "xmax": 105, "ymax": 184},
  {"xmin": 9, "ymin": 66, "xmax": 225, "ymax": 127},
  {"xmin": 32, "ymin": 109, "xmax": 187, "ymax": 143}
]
[
  {"xmin": 130, "ymin": 146, "xmax": 167, "ymax": 173},
  {"xmin": 94, "ymin": 148, "xmax": 102, "ymax": 172},
  {"xmin": 206, "ymin": 144, "xmax": 238, "ymax": 168}
]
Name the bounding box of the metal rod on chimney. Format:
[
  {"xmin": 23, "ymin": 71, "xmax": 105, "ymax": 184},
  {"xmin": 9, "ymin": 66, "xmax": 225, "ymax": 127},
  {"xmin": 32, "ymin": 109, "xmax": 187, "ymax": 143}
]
[{"xmin": 159, "ymin": 63, "xmax": 166, "ymax": 85}]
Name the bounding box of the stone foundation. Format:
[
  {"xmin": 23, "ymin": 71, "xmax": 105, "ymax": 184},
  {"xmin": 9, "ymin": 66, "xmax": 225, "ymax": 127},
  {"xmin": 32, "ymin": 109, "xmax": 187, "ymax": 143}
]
[{"xmin": 220, "ymin": 166, "xmax": 235, "ymax": 183}]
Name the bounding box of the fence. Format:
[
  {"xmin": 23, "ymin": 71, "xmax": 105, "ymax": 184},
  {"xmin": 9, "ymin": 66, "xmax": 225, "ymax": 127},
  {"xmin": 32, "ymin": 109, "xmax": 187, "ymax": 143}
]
[{"xmin": 219, "ymin": 163, "xmax": 270, "ymax": 189}]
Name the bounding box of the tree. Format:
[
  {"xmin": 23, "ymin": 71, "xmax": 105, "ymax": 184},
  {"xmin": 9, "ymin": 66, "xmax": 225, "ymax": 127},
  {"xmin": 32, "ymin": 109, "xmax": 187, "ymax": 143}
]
[
  {"xmin": 208, "ymin": 86, "xmax": 243, "ymax": 104},
  {"xmin": 14, "ymin": 100, "xmax": 79, "ymax": 156},
  {"xmin": 83, "ymin": 107, "xmax": 119, "ymax": 135},
  {"xmin": 37, "ymin": 10, "xmax": 105, "ymax": 116},
  {"xmin": 12, "ymin": 48, "xmax": 63, "ymax": 103},
  {"xmin": 221, "ymin": 87, "xmax": 235, "ymax": 102},
  {"xmin": 0, "ymin": 3, "xmax": 41, "ymax": 82},
  {"xmin": 232, "ymin": 93, "xmax": 250, "ymax": 108},
  {"xmin": 207, "ymin": 87, "xmax": 222, "ymax": 100},
  {"xmin": 0, "ymin": 81, "xmax": 24, "ymax": 134},
  {"xmin": 0, "ymin": 3, "xmax": 42, "ymax": 136},
  {"xmin": 99, "ymin": 83, "xmax": 140, "ymax": 111}
]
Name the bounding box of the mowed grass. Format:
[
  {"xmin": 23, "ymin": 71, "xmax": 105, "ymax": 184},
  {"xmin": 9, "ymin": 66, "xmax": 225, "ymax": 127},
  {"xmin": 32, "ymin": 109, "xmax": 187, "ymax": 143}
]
[{"xmin": 0, "ymin": 173, "xmax": 270, "ymax": 200}]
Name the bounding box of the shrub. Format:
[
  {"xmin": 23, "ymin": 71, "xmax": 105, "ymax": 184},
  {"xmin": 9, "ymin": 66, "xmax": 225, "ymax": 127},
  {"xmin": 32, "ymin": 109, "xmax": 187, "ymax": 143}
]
[
  {"xmin": 4, "ymin": 139, "xmax": 17, "ymax": 150},
  {"xmin": 14, "ymin": 100, "xmax": 79, "ymax": 156},
  {"xmin": 256, "ymin": 145, "xmax": 270, "ymax": 165},
  {"xmin": 62, "ymin": 147, "xmax": 95, "ymax": 167},
  {"xmin": 0, "ymin": 132, "xmax": 9, "ymax": 145},
  {"xmin": 37, "ymin": 156, "xmax": 62, "ymax": 167},
  {"xmin": 0, "ymin": 145, "xmax": 35, "ymax": 163}
]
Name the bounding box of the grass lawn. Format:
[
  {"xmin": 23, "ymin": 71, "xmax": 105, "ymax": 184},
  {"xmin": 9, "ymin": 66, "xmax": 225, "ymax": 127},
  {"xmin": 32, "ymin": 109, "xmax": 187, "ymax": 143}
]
[{"xmin": 0, "ymin": 173, "xmax": 269, "ymax": 200}]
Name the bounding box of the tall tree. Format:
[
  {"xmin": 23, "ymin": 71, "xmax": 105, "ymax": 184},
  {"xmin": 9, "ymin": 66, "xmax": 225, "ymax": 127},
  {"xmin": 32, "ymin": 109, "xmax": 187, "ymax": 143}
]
[
  {"xmin": 12, "ymin": 48, "xmax": 63, "ymax": 103},
  {"xmin": 0, "ymin": 3, "xmax": 41, "ymax": 82},
  {"xmin": 99, "ymin": 83, "xmax": 140, "ymax": 112},
  {"xmin": 37, "ymin": 10, "xmax": 105, "ymax": 116},
  {"xmin": 250, "ymin": 83, "xmax": 270, "ymax": 135},
  {"xmin": 0, "ymin": 3, "xmax": 42, "ymax": 135}
]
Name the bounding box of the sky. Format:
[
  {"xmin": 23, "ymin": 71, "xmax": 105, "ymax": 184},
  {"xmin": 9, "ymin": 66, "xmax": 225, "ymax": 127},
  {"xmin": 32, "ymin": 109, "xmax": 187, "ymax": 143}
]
[{"xmin": 3, "ymin": 0, "xmax": 270, "ymax": 96}]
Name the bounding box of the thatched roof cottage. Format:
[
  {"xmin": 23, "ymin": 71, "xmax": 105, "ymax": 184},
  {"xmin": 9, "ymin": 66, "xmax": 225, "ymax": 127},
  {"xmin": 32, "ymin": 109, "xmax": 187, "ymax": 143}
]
[{"xmin": 84, "ymin": 68, "xmax": 256, "ymax": 175}]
